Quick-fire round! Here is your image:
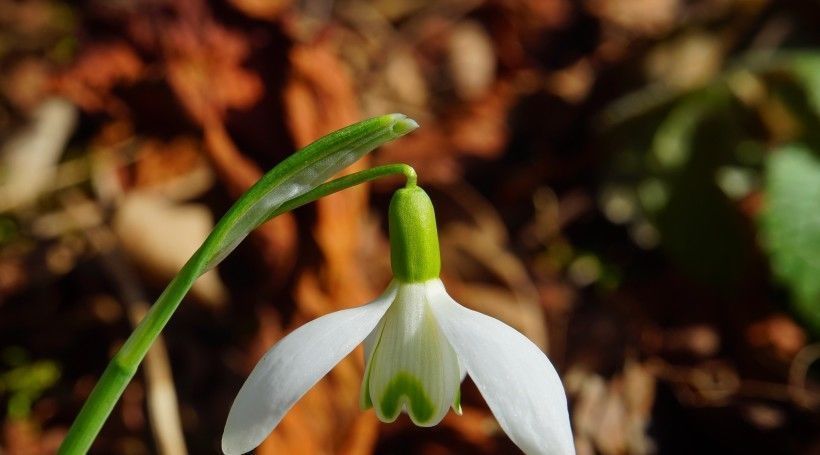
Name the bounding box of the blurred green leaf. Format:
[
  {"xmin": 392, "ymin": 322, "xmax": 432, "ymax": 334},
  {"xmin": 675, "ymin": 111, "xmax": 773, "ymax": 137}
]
[
  {"xmin": 651, "ymin": 92, "xmax": 754, "ymax": 289},
  {"xmin": 761, "ymin": 144, "xmax": 820, "ymax": 332},
  {"xmin": 602, "ymin": 85, "xmax": 758, "ymax": 289},
  {"xmin": 766, "ymin": 53, "xmax": 820, "ymax": 149},
  {"xmin": 0, "ymin": 359, "xmax": 60, "ymax": 419},
  {"xmin": 788, "ymin": 53, "xmax": 820, "ymax": 118},
  {"xmin": 651, "ymin": 95, "xmax": 712, "ymax": 171}
]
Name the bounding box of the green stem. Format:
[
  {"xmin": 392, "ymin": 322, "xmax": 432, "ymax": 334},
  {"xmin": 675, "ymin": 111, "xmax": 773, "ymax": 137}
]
[{"xmin": 58, "ymin": 163, "xmax": 417, "ymax": 454}]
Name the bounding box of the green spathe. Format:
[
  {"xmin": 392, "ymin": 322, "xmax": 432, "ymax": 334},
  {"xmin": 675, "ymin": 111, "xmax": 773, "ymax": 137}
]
[{"xmin": 389, "ymin": 186, "xmax": 441, "ymax": 282}]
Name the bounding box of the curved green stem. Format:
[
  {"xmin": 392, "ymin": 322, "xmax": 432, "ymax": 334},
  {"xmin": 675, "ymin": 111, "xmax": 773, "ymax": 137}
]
[
  {"xmin": 58, "ymin": 163, "xmax": 417, "ymax": 454},
  {"xmin": 270, "ymin": 163, "xmax": 417, "ymax": 217}
]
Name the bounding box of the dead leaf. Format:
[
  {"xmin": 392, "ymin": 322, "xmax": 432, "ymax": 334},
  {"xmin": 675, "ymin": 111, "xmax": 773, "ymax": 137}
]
[
  {"xmin": 131, "ymin": 136, "xmax": 214, "ymax": 201},
  {"xmin": 2, "ymin": 58, "xmax": 50, "ymax": 112},
  {"xmin": 229, "ymin": 0, "xmax": 291, "ymax": 22},
  {"xmin": 747, "ymin": 314, "xmax": 807, "ymax": 360},
  {"xmin": 163, "ymin": 19, "xmax": 263, "ymax": 124},
  {"xmin": 447, "ymin": 21, "xmax": 496, "ymax": 101},
  {"xmin": 588, "ymin": 0, "xmax": 680, "ymax": 37},
  {"xmin": 0, "ymin": 98, "xmax": 77, "ymax": 211},
  {"xmin": 53, "ymin": 42, "xmax": 143, "ymax": 114},
  {"xmin": 113, "ymin": 192, "xmax": 228, "ymax": 307}
]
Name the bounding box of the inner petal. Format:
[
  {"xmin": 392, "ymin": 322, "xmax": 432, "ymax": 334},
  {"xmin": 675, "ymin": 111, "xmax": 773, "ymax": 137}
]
[
  {"xmin": 364, "ymin": 282, "xmax": 461, "ymax": 427},
  {"xmin": 380, "ymin": 371, "xmax": 435, "ymax": 423}
]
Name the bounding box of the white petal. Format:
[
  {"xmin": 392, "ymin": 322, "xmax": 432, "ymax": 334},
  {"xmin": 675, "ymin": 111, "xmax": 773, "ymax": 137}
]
[
  {"xmin": 365, "ymin": 282, "xmax": 461, "ymax": 426},
  {"xmin": 427, "ymin": 280, "xmax": 575, "ymax": 455},
  {"xmin": 222, "ymin": 282, "xmax": 398, "ymax": 455},
  {"xmin": 358, "ymin": 317, "xmax": 385, "ymax": 409}
]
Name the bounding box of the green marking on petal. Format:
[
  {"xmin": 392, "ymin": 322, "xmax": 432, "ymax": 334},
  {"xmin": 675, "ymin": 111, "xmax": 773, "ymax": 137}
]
[{"xmin": 377, "ymin": 371, "xmax": 435, "ymax": 425}]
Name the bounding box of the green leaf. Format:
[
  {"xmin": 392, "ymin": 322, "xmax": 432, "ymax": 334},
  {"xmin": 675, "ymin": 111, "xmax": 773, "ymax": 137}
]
[
  {"xmin": 651, "ymin": 92, "xmax": 754, "ymax": 290},
  {"xmin": 1, "ymin": 360, "xmax": 60, "ymax": 419},
  {"xmin": 203, "ymin": 113, "xmax": 418, "ymax": 269},
  {"xmin": 651, "ymin": 95, "xmax": 712, "ymax": 171},
  {"xmin": 761, "ymin": 144, "xmax": 820, "ymax": 331},
  {"xmin": 788, "ymin": 53, "xmax": 820, "ymax": 118}
]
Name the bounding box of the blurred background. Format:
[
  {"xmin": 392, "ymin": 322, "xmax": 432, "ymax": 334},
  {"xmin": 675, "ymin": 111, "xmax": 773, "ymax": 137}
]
[{"xmin": 1, "ymin": 0, "xmax": 820, "ymax": 453}]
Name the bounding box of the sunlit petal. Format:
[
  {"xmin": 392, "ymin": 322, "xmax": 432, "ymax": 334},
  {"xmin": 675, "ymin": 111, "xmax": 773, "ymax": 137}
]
[
  {"xmin": 427, "ymin": 281, "xmax": 575, "ymax": 455},
  {"xmin": 222, "ymin": 282, "xmax": 398, "ymax": 455}
]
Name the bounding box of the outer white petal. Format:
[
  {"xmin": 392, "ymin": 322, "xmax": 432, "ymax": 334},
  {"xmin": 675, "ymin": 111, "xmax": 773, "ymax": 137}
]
[
  {"xmin": 426, "ymin": 280, "xmax": 575, "ymax": 455},
  {"xmin": 222, "ymin": 282, "xmax": 398, "ymax": 455}
]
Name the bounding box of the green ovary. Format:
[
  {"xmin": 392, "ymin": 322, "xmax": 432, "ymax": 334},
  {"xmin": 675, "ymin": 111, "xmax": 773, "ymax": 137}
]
[{"xmin": 377, "ymin": 371, "xmax": 435, "ymax": 424}]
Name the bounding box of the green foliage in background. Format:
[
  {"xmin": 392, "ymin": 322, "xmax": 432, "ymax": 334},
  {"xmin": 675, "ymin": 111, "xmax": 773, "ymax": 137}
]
[
  {"xmin": 0, "ymin": 347, "xmax": 60, "ymax": 420},
  {"xmin": 788, "ymin": 53, "xmax": 820, "ymax": 118},
  {"xmin": 601, "ymin": 50, "xmax": 820, "ymax": 332},
  {"xmin": 761, "ymin": 145, "xmax": 820, "ymax": 332}
]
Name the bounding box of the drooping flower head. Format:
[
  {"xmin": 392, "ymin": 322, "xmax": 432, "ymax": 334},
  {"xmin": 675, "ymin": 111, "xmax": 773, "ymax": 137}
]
[{"xmin": 222, "ymin": 185, "xmax": 575, "ymax": 455}]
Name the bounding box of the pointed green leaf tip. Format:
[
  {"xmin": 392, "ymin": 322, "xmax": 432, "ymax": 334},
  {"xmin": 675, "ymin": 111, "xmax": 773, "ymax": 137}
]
[
  {"xmin": 389, "ymin": 115, "xmax": 419, "ymax": 136},
  {"xmin": 389, "ymin": 186, "xmax": 441, "ymax": 282}
]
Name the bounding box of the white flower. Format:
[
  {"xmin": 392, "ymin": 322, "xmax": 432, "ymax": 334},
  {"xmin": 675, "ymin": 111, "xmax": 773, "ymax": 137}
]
[{"xmin": 222, "ymin": 186, "xmax": 575, "ymax": 455}]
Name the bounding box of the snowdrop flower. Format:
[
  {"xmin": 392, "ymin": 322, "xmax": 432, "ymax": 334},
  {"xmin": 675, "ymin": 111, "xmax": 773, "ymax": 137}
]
[{"xmin": 222, "ymin": 185, "xmax": 575, "ymax": 455}]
